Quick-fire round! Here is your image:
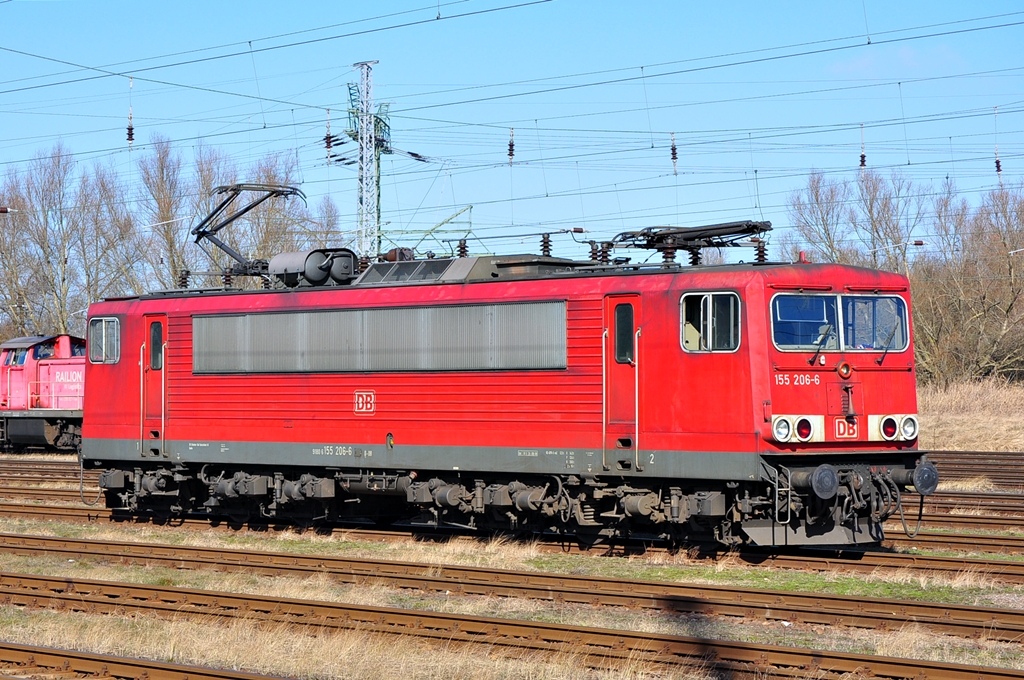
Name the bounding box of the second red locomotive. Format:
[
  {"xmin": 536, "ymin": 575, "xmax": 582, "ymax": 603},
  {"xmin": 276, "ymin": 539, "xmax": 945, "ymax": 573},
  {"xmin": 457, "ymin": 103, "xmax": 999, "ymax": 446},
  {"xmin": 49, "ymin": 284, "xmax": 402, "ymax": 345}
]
[{"xmin": 0, "ymin": 334, "xmax": 85, "ymax": 452}]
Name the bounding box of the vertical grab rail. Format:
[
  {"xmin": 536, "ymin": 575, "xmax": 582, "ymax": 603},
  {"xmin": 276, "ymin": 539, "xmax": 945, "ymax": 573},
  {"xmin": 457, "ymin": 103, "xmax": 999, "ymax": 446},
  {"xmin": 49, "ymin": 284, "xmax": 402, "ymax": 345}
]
[
  {"xmin": 161, "ymin": 341, "xmax": 167, "ymax": 457},
  {"xmin": 601, "ymin": 328, "xmax": 608, "ymax": 471},
  {"xmin": 634, "ymin": 327, "xmax": 642, "ymax": 472},
  {"xmin": 139, "ymin": 342, "xmax": 146, "ymax": 455}
]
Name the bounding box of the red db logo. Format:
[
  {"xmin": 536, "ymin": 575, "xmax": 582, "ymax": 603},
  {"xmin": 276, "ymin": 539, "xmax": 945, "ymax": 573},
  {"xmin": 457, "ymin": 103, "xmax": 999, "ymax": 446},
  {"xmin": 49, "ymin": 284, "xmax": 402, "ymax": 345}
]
[
  {"xmin": 835, "ymin": 418, "xmax": 858, "ymax": 439},
  {"xmin": 354, "ymin": 390, "xmax": 376, "ymax": 415}
]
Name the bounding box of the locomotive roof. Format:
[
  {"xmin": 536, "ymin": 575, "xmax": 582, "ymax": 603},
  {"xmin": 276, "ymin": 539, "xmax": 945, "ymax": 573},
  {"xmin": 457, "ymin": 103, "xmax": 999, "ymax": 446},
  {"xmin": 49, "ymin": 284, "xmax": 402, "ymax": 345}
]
[
  {"xmin": 0, "ymin": 335, "xmax": 56, "ymax": 349},
  {"xmin": 103, "ymin": 254, "xmax": 908, "ymax": 303},
  {"xmin": 0, "ymin": 335, "xmax": 84, "ymax": 349}
]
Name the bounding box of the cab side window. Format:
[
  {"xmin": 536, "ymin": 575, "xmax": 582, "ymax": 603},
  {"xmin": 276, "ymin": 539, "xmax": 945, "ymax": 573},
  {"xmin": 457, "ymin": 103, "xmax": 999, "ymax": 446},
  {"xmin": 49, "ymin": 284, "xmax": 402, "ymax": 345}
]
[
  {"xmin": 88, "ymin": 318, "xmax": 120, "ymax": 364},
  {"xmin": 680, "ymin": 292, "xmax": 741, "ymax": 352},
  {"xmin": 614, "ymin": 303, "xmax": 635, "ymax": 364},
  {"xmin": 33, "ymin": 341, "xmax": 55, "ymax": 360}
]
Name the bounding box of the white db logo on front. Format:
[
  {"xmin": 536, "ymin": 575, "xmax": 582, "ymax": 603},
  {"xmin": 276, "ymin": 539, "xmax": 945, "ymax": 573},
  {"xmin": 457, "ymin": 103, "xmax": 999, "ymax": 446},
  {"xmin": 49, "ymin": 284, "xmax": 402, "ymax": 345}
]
[
  {"xmin": 354, "ymin": 390, "xmax": 376, "ymax": 415},
  {"xmin": 835, "ymin": 418, "xmax": 858, "ymax": 439}
]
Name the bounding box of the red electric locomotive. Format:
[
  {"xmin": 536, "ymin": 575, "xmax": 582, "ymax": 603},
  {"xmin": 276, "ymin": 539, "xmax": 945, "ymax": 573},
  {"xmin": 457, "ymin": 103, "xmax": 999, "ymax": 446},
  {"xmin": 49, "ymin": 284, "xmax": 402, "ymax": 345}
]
[
  {"xmin": 0, "ymin": 334, "xmax": 85, "ymax": 452},
  {"xmin": 81, "ymin": 188, "xmax": 936, "ymax": 547}
]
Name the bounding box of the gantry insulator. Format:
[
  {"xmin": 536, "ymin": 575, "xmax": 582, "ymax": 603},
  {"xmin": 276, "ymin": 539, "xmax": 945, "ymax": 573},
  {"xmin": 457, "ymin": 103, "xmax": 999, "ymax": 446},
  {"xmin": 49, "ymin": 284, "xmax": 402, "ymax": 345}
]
[{"xmin": 540, "ymin": 233, "xmax": 552, "ymax": 257}]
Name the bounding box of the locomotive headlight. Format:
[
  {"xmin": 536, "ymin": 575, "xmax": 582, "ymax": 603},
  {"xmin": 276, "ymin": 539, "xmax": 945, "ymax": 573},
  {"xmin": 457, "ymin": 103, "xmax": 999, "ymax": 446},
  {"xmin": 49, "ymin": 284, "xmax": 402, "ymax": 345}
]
[
  {"xmin": 900, "ymin": 415, "xmax": 919, "ymax": 441},
  {"xmin": 880, "ymin": 416, "xmax": 899, "ymax": 441},
  {"xmin": 772, "ymin": 417, "xmax": 792, "ymax": 442}
]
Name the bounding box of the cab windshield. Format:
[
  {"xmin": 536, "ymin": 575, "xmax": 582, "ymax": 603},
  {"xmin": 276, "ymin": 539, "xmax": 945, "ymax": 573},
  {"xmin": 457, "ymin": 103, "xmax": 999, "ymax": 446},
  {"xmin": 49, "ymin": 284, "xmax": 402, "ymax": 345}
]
[{"xmin": 772, "ymin": 294, "xmax": 907, "ymax": 352}]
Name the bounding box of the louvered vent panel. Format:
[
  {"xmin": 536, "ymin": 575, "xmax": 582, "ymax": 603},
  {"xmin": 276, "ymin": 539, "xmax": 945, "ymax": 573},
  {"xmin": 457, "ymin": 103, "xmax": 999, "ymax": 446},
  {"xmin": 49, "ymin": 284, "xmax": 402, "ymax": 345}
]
[{"xmin": 193, "ymin": 301, "xmax": 566, "ymax": 374}]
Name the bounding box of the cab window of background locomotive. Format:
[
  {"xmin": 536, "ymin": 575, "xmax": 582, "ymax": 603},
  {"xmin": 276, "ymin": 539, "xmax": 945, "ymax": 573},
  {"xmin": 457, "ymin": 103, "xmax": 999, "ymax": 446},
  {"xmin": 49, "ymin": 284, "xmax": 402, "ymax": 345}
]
[
  {"xmin": 32, "ymin": 342, "xmax": 54, "ymax": 360},
  {"xmin": 149, "ymin": 322, "xmax": 163, "ymax": 370},
  {"xmin": 842, "ymin": 296, "xmax": 906, "ymax": 351},
  {"xmin": 12, "ymin": 349, "xmax": 27, "ymax": 365},
  {"xmin": 71, "ymin": 340, "xmax": 85, "ymax": 357},
  {"xmin": 772, "ymin": 295, "xmax": 838, "ymax": 350},
  {"xmin": 614, "ymin": 303, "xmax": 634, "ymax": 364}
]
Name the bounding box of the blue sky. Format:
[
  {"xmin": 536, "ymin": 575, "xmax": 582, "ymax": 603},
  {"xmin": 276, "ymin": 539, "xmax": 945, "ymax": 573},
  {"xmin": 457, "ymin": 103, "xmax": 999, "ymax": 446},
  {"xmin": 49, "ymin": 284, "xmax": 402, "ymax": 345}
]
[{"xmin": 1, "ymin": 0, "xmax": 1022, "ymax": 261}]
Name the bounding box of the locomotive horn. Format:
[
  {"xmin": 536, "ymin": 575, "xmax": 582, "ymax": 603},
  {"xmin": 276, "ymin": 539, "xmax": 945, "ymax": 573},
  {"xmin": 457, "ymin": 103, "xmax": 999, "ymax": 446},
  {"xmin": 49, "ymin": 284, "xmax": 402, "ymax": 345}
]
[{"xmin": 790, "ymin": 464, "xmax": 839, "ymax": 500}]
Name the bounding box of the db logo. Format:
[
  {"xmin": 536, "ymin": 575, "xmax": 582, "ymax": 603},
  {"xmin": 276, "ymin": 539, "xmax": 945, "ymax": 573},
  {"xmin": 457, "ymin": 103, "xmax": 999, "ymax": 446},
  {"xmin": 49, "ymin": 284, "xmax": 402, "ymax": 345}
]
[
  {"xmin": 835, "ymin": 418, "xmax": 858, "ymax": 439},
  {"xmin": 353, "ymin": 390, "xmax": 376, "ymax": 415}
]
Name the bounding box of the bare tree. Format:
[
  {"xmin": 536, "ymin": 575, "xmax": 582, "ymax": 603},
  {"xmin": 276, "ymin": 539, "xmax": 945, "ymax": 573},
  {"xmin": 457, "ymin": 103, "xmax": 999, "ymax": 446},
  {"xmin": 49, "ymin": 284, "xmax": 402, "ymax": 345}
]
[
  {"xmin": 0, "ymin": 172, "xmax": 43, "ymax": 337},
  {"xmin": 77, "ymin": 162, "xmax": 146, "ymax": 303},
  {"xmin": 787, "ymin": 173, "xmax": 857, "ymax": 263},
  {"xmin": 18, "ymin": 143, "xmax": 84, "ymax": 335},
  {"xmin": 138, "ymin": 136, "xmax": 189, "ymax": 289},
  {"xmin": 850, "ymin": 170, "xmax": 925, "ymax": 275}
]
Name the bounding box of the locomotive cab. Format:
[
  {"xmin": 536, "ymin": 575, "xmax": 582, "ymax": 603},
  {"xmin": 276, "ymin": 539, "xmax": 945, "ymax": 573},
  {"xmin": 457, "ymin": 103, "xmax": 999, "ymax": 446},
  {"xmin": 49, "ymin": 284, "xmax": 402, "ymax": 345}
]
[{"xmin": 739, "ymin": 272, "xmax": 936, "ymax": 546}]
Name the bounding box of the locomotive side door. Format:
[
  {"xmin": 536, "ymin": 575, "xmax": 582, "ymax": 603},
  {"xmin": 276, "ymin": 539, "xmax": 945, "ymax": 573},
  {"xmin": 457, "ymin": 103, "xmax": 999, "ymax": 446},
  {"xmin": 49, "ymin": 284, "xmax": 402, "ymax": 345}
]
[
  {"xmin": 603, "ymin": 295, "xmax": 643, "ymax": 471},
  {"xmin": 141, "ymin": 314, "xmax": 167, "ymax": 457}
]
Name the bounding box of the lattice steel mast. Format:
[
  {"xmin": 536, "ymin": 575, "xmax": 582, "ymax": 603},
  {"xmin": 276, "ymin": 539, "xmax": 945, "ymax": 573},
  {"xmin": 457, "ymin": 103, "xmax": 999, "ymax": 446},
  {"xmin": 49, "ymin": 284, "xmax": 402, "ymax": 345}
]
[{"xmin": 353, "ymin": 61, "xmax": 379, "ymax": 258}]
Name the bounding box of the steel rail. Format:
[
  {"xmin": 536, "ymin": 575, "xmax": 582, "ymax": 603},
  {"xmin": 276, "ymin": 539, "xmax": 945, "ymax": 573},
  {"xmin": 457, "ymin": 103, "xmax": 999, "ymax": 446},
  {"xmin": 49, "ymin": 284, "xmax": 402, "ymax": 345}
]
[
  {"xmin": 1, "ymin": 532, "xmax": 1022, "ymax": 642},
  {"xmin": 0, "ymin": 486, "xmax": 87, "ymax": 502},
  {"xmin": 889, "ymin": 512, "xmax": 1024, "ymax": 532},
  {"xmin": 0, "ymin": 640, "xmax": 282, "ymax": 679},
  {"xmin": 12, "ymin": 499, "xmax": 1024, "ymax": 558},
  {"xmin": 7, "ymin": 503, "xmax": 1024, "ymax": 583},
  {"xmin": 888, "ymin": 530, "xmax": 1024, "ymax": 554},
  {"xmin": 0, "ymin": 570, "xmax": 1021, "ymax": 679}
]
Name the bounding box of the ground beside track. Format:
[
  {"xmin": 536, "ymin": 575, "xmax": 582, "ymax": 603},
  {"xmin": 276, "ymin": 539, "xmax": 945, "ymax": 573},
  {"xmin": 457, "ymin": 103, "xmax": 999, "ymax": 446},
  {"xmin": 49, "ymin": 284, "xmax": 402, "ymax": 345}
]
[{"xmin": 0, "ymin": 516, "xmax": 1023, "ymax": 677}]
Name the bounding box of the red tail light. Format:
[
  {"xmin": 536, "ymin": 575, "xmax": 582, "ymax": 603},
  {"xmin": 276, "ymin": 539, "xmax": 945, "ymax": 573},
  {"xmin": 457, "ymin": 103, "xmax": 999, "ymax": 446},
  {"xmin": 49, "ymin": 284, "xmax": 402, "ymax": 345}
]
[
  {"xmin": 881, "ymin": 416, "xmax": 898, "ymax": 440},
  {"xmin": 795, "ymin": 418, "xmax": 813, "ymax": 440}
]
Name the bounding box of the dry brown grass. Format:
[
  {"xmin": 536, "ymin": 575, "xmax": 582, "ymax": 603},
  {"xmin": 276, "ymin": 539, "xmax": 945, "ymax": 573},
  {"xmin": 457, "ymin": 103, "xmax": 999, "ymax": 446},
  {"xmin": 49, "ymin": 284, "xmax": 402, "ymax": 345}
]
[
  {"xmin": 0, "ymin": 608, "xmax": 709, "ymax": 680},
  {"xmin": 936, "ymin": 476, "xmax": 997, "ymax": 493},
  {"xmin": 919, "ymin": 378, "xmax": 1024, "ymax": 451}
]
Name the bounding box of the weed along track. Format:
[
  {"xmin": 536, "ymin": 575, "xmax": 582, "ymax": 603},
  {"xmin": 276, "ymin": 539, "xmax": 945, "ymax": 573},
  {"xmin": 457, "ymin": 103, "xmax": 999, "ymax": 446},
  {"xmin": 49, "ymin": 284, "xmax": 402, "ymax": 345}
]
[
  {"xmin": 9, "ymin": 501, "xmax": 1024, "ymax": 577},
  {"xmin": 0, "ymin": 640, "xmax": 279, "ymax": 680},
  {"xmin": 2, "ymin": 532, "xmax": 1024, "ymax": 642},
  {"xmin": 0, "ymin": 568, "xmax": 1020, "ymax": 680}
]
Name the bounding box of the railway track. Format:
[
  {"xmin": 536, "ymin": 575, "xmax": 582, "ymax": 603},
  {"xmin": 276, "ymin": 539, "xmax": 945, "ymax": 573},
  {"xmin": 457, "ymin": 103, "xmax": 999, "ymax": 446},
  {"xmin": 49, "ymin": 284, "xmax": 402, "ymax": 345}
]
[
  {"xmin": 930, "ymin": 451, "xmax": 1024, "ymax": 487},
  {"xmin": 0, "ymin": 486, "xmax": 88, "ymax": 502},
  {"xmin": 5, "ymin": 501, "xmax": 1024, "ymax": 586},
  {"xmin": 0, "ymin": 531, "xmax": 1022, "ymax": 642},
  {"xmin": 0, "ymin": 641, "xmax": 279, "ymax": 680},
  {"xmin": 0, "ymin": 569, "xmax": 1020, "ymax": 679},
  {"xmin": 7, "ymin": 459, "xmax": 1024, "ymax": 555}
]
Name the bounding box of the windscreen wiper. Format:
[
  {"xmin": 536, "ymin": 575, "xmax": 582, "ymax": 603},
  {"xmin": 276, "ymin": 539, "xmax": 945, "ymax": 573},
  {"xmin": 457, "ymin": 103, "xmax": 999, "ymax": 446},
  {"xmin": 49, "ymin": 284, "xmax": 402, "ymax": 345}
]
[
  {"xmin": 807, "ymin": 323, "xmax": 833, "ymax": 366},
  {"xmin": 875, "ymin": 323, "xmax": 899, "ymax": 366}
]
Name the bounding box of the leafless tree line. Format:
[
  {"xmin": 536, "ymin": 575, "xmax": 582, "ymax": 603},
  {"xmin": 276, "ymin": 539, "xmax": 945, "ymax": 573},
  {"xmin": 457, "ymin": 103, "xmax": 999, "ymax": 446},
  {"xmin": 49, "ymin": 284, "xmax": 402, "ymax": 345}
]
[
  {"xmin": 0, "ymin": 139, "xmax": 344, "ymax": 340},
  {"xmin": 787, "ymin": 169, "xmax": 1024, "ymax": 384},
  {"xmin": 1, "ymin": 141, "xmax": 1018, "ymax": 385}
]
